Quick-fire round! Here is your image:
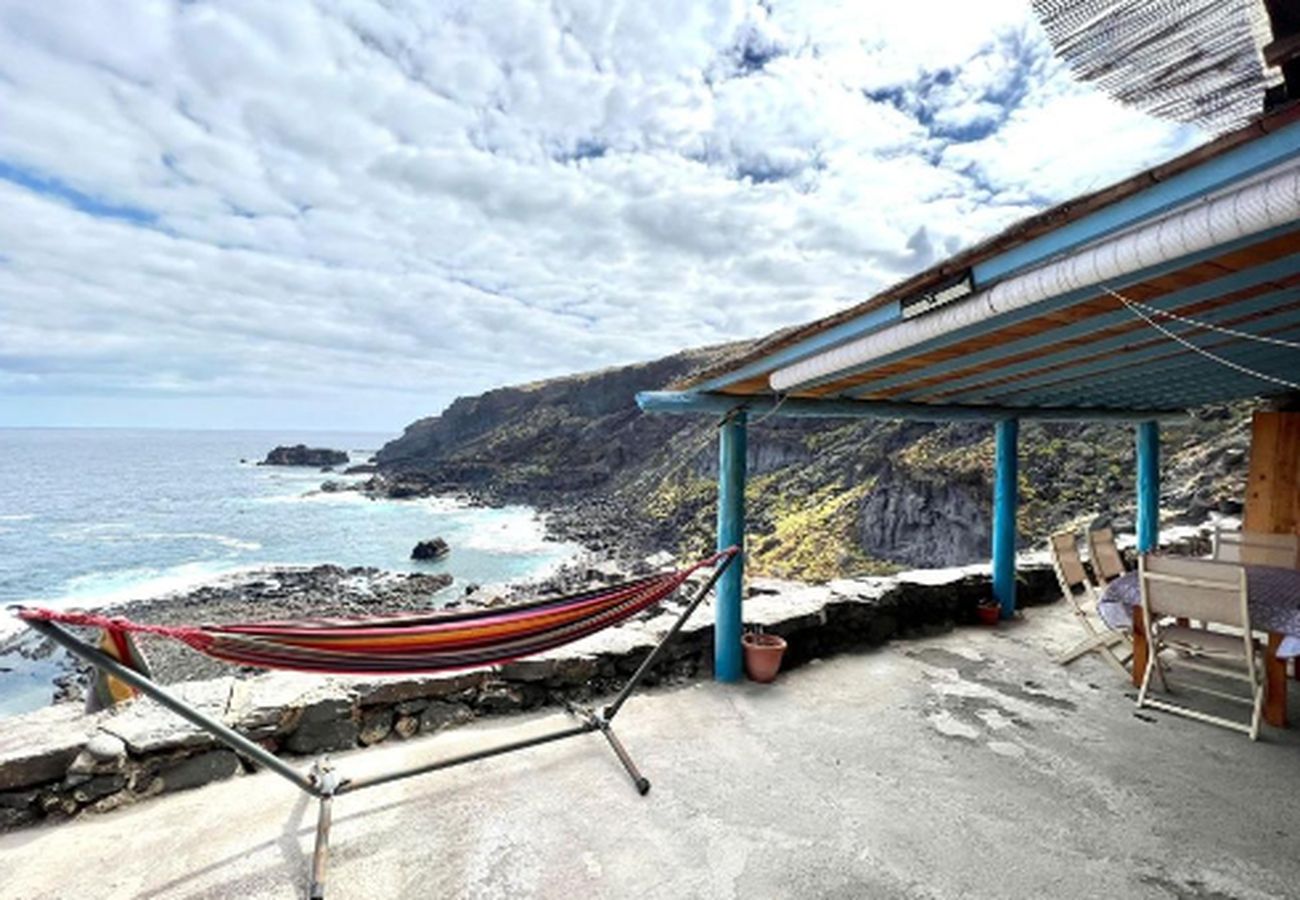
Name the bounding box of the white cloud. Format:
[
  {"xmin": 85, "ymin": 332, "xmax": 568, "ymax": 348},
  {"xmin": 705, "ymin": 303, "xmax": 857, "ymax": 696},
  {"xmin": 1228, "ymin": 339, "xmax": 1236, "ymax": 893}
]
[{"xmin": 0, "ymin": 0, "xmax": 1204, "ymax": 430}]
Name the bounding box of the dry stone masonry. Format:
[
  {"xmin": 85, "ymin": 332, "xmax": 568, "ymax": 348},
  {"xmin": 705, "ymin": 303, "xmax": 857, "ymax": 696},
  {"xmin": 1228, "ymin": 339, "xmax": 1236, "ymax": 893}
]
[{"xmin": 0, "ymin": 565, "xmax": 1056, "ymax": 830}]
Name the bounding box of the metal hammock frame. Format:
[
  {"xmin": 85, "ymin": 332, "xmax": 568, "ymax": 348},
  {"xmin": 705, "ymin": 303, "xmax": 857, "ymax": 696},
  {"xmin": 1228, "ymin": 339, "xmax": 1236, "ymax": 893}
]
[{"xmin": 17, "ymin": 548, "xmax": 738, "ymax": 900}]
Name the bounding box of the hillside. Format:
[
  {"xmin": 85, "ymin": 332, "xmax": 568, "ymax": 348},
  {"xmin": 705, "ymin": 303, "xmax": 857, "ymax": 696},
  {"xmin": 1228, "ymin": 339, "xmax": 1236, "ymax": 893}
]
[{"xmin": 373, "ymin": 344, "xmax": 1254, "ymax": 581}]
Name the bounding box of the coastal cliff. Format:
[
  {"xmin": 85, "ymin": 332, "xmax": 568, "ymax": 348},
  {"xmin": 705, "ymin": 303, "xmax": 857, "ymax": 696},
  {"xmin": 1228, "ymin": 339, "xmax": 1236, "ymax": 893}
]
[{"xmin": 373, "ymin": 346, "xmax": 1253, "ymax": 580}]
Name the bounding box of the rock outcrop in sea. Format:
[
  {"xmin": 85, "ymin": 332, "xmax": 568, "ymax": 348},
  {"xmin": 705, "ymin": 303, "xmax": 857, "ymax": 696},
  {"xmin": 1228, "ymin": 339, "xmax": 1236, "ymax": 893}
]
[
  {"xmin": 411, "ymin": 538, "xmax": 450, "ymax": 561},
  {"xmin": 260, "ymin": 445, "xmax": 349, "ymax": 467}
]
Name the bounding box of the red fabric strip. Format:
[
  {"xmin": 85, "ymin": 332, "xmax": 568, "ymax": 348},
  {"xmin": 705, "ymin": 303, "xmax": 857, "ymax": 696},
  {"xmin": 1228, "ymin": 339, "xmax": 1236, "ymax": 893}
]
[{"xmin": 11, "ymin": 547, "xmax": 737, "ymax": 675}]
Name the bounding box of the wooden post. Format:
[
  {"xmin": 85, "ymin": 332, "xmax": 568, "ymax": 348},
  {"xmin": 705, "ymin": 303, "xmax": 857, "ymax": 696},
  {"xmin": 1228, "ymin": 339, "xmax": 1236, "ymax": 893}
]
[
  {"xmin": 715, "ymin": 412, "xmax": 747, "ymax": 682},
  {"xmin": 1130, "ymin": 607, "xmax": 1148, "ymax": 689},
  {"xmin": 992, "ymin": 419, "xmax": 1019, "ymax": 619},
  {"xmin": 1266, "ymin": 633, "xmax": 1289, "ymax": 728},
  {"xmin": 1243, "ymin": 410, "xmax": 1300, "ymax": 712},
  {"xmin": 1244, "ymin": 411, "xmax": 1300, "ymax": 540},
  {"xmin": 1136, "ymin": 421, "xmax": 1160, "ymax": 553}
]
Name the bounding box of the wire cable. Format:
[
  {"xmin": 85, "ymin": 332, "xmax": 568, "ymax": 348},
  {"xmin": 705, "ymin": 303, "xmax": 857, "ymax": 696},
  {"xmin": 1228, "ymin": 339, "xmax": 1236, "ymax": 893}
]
[
  {"xmin": 1105, "ymin": 285, "xmax": 1300, "ymax": 392},
  {"xmin": 1102, "ymin": 288, "xmax": 1300, "ymax": 350}
]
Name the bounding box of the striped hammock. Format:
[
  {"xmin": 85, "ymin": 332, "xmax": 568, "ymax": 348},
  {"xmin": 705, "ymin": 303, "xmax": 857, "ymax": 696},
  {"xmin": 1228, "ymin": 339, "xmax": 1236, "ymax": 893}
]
[{"xmin": 15, "ymin": 549, "xmax": 735, "ymax": 676}]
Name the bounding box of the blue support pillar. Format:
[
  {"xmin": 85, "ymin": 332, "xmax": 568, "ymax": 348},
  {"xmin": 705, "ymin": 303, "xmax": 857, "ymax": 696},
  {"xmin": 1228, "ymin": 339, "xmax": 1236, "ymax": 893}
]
[
  {"xmin": 715, "ymin": 411, "xmax": 747, "ymax": 682},
  {"xmin": 992, "ymin": 419, "xmax": 1019, "ymax": 620},
  {"xmin": 1136, "ymin": 421, "xmax": 1160, "ymax": 553}
]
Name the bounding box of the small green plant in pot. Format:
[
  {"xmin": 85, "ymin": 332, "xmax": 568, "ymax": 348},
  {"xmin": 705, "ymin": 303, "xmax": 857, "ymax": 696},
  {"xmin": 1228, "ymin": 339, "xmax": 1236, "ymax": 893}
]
[{"xmin": 741, "ymin": 626, "xmax": 787, "ymax": 683}]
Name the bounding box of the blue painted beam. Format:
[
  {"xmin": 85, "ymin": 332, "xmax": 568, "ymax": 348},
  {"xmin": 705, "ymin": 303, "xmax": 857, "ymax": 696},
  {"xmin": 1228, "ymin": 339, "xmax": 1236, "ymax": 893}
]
[
  {"xmin": 813, "ymin": 223, "xmax": 1300, "ymax": 397},
  {"xmin": 1149, "ymin": 378, "xmax": 1295, "ymax": 408},
  {"xmin": 635, "ymin": 391, "xmax": 1186, "ymax": 423},
  {"xmin": 928, "ymin": 282, "xmax": 1300, "ymax": 405},
  {"xmin": 1013, "ymin": 346, "xmax": 1300, "ymax": 409},
  {"xmin": 1136, "ymin": 422, "xmax": 1160, "ymax": 553},
  {"xmin": 1001, "ymin": 324, "xmax": 1300, "ymax": 409},
  {"xmin": 693, "ymin": 301, "xmax": 901, "ymax": 392},
  {"xmin": 944, "ymin": 309, "xmax": 1300, "ymax": 406},
  {"xmin": 884, "ymin": 255, "xmax": 1300, "ymax": 402},
  {"xmin": 715, "ymin": 411, "xmax": 746, "ymax": 682},
  {"xmin": 972, "ymin": 120, "xmax": 1300, "ymax": 285},
  {"xmin": 992, "ymin": 419, "xmax": 1019, "ymax": 619},
  {"xmin": 960, "ymin": 307, "xmax": 1300, "ymax": 406}
]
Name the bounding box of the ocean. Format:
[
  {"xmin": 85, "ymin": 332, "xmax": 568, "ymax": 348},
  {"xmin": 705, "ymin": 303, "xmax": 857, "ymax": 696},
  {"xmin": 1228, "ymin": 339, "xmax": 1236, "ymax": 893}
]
[{"xmin": 0, "ymin": 427, "xmax": 578, "ymax": 715}]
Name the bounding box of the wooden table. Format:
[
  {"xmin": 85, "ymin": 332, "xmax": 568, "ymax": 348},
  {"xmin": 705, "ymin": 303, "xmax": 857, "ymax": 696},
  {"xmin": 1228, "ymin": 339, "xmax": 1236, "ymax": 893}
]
[
  {"xmin": 1101, "ymin": 565, "xmax": 1300, "ymax": 729},
  {"xmin": 1129, "ymin": 614, "xmax": 1289, "ymax": 728}
]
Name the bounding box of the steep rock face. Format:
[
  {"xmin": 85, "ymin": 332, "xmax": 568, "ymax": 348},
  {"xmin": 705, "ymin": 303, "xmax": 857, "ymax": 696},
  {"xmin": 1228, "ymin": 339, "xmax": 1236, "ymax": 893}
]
[
  {"xmin": 375, "ymin": 349, "xmax": 721, "ymax": 499},
  {"xmin": 858, "ymin": 463, "xmax": 991, "ymax": 568}
]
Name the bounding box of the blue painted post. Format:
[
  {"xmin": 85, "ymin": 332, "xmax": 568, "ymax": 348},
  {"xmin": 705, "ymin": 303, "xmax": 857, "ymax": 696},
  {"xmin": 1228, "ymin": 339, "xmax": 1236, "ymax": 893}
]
[
  {"xmin": 1136, "ymin": 421, "xmax": 1160, "ymax": 553},
  {"xmin": 992, "ymin": 419, "xmax": 1019, "ymax": 619},
  {"xmin": 715, "ymin": 411, "xmax": 747, "ymax": 682}
]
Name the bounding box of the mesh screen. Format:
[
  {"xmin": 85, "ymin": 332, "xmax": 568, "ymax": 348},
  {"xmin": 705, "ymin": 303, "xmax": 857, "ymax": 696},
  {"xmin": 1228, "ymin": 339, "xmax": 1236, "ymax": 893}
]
[{"xmin": 1032, "ymin": 0, "xmax": 1282, "ymax": 134}]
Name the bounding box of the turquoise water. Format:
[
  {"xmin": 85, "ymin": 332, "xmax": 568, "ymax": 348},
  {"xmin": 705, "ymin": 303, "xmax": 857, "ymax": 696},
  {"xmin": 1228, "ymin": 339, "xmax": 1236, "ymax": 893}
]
[{"xmin": 0, "ymin": 428, "xmax": 577, "ymax": 713}]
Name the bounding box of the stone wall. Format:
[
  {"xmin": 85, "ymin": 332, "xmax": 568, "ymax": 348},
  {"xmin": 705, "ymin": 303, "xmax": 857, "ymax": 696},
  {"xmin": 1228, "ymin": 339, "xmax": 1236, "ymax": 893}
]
[{"xmin": 0, "ymin": 565, "xmax": 1057, "ymax": 831}]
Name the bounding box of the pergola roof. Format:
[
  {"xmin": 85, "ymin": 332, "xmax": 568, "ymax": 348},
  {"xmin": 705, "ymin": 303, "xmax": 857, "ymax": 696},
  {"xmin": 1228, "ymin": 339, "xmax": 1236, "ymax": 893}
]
[{"xmin": 663, "ymin": 106, "xmax": 1300, "ymax": 420}]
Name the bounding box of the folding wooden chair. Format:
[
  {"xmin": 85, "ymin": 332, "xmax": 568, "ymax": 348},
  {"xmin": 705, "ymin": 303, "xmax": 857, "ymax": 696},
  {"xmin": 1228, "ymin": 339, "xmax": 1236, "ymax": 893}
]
[
  {"xmin": 1136, "ymin": 554, "xmax": 1264, "ymax": 741},
  {"xmin": 1212, "ymin": 528, "xmax": 1299, "ymax": 568},
  {"xmin": 1086, "ymin": 526, "xmax": 1127, "ymax": 586},
  {"xmin": 1050, "ymin": 531, "xmax": 1131, "ymax": 677}
]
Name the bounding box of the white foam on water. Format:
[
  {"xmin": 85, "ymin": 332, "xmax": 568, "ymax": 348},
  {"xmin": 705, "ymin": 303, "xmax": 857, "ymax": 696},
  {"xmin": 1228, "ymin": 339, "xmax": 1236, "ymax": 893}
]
[
  {"xmin": 254, "ymin": 489, "xmax": 371, "ymax": 505},
  {"xmin": 0, "ymin": 513, "xmax": 35, "ymax": 522},
  {"xmin": 136, "ymin": 531, "xmax": 263, "ymax": 552},
  {"xmin": 58, "ymin": 561, "xmax": 236, "ymax": 601},
  {"xmin": 459, "ymin": 509, "xmax": 561, "ymax": 556},
  {"xmin": 419, "ymin": 495, "xmax": 474, "ymax": 514},
  {"xmin": 0, "ymin": 560, "xmax": 256, "ymax": 639},
  {"xmin": 50, "ymin": 522, "xmax": 134, "ymax": 543},
  {"xmin": 48, "ymin": 524, "xmax": 260, "ymax": 552}
]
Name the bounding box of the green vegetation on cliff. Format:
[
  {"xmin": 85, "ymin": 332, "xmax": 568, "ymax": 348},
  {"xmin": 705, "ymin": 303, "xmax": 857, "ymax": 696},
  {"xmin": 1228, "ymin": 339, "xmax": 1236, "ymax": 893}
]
[{"xmin": 376, "ymin": 344, "xmax": 1254, "ymax": 581}]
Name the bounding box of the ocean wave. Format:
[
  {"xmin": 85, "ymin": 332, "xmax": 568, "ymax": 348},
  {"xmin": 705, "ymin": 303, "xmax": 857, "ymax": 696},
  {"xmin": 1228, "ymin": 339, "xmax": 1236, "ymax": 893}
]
[
  {"xmin": 419, "ymin": 495, "xmax": 474, "ymax": 514},
  {"xmin": 458, "ymin": 511, "xmax": 567, "ymax": 556},
  {"xmin": 50, "ymin": 524, "xmax": 260, "ymax": 552},
  {"xmin": 0, "ymin": 561, "xmax": 252, "ymax": 640},
  {"xmin": 254, "ymin": 489, "xmax": 371, "ymax": 505},
  {"xmin": 0, "ymin": 513, "xmax": 35, "ymax": 522},
  {"xmin": 139, "ymin": 531, "xmax": 262, "ymax": 552},
  {"xmin": 51, "ymin": 522, "xmax": 133, "ymax": 542}
]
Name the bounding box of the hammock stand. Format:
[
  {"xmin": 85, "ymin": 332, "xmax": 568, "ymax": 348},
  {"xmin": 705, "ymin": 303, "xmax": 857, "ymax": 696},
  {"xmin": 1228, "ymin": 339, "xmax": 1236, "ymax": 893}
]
[{"xmin": 16, "ymin": 548, "xmax": 738, "ymax": 900}]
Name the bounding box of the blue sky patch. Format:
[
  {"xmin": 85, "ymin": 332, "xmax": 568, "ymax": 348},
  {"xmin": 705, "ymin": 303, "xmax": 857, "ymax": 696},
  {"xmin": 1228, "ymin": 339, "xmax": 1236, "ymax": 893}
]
[{"xmin": 0, "ymin": 160, "xmax": 157, "ymax": 226}]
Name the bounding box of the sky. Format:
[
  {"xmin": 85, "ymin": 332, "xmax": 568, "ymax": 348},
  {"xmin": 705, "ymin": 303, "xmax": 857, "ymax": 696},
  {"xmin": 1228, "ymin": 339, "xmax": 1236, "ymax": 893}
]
[{"xmin": 0, "ymin": 0, "xmax": 1205, "ymax": 434}]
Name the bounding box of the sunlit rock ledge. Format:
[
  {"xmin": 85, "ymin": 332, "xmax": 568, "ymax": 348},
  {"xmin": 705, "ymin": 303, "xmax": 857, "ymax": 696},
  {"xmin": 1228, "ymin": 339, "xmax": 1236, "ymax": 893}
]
[{"xmin": 0, "ymin": 563, "xmax": 1058, "ymax": 830}]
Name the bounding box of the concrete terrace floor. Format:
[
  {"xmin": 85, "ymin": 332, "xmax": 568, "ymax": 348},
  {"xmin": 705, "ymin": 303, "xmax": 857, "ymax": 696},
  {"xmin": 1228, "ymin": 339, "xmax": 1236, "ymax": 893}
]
[{"xmin": 2, "ymin": 603, "xmax": 1298, "ymax": 900}]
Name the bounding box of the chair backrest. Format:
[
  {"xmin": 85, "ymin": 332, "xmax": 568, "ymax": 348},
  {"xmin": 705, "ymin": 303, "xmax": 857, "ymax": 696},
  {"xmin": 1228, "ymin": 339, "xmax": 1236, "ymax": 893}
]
[
  {"xmin": 1138, "ymin": 554, "xmax": 1249, "ymax": 629},
  {"xmin": 1049, "ymin": 531, "xmax": 1089, "ymax": 593},
  {"xmin": 1087, "ymin": 527, "xmax": 1126, "ymax": 584},
  {"xmin": 1212, "ymin": 528, "xmax": 1299, "ymax": 568}
]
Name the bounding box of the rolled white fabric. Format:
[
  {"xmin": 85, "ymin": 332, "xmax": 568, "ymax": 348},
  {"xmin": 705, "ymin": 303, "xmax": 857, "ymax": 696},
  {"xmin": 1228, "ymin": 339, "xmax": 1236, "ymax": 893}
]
[{"xmin": 769, "ymin": 164, "xmax": 1300, "ymax": 393}]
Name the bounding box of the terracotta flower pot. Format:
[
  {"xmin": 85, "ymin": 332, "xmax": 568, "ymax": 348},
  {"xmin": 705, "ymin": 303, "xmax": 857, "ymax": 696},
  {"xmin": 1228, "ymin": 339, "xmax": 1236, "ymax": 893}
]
[
  {"xmin": 742, "ymin": 632, "xmax": 788, "ymax": 683},
  {"xmin": 975, "ymin": 603, "xmax": 1001, "ymax": 626}
]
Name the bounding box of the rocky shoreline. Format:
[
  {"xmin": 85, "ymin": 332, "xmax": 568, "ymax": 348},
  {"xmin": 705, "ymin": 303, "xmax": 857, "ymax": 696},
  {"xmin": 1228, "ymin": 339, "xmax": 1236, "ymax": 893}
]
[{"xmin": 329, "ymin": 470, "xmax": 658, "ymax": 565}]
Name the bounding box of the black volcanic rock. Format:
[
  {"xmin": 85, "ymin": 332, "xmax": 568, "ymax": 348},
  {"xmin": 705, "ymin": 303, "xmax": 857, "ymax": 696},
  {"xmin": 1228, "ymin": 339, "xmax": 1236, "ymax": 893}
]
[
  {"xmin": 260, "ymin": 445, "xmax": 349, "ymax": 467},
  {"xmin": 411, "ymin": 538, "xmax": 450, "ymax": 561}
]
